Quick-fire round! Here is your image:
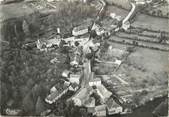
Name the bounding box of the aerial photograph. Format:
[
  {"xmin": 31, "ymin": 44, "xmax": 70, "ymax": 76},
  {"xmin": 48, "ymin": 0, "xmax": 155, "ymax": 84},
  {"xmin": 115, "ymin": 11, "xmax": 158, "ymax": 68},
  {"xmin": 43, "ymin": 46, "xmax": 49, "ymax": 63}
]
[{"xmin": 0, "ymin": 0, "xmax": 168, "ymax": 116}]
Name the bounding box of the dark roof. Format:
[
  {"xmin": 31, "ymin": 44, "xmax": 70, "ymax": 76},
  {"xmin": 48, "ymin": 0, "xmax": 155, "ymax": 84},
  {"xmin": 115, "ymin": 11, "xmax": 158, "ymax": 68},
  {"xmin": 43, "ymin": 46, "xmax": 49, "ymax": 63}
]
[{"xmin": 106, "ymin": 98, "xmax": 122, "ymax": 109}]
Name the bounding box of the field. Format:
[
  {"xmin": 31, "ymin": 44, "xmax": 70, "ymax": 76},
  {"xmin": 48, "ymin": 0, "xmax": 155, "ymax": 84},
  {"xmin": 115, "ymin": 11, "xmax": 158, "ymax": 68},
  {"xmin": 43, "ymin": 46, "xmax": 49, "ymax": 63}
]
[
  {"xmin": 97, "ymin": 42, "xmax": 168, "ymax": 106},
  {"xmin": 105, "ymin": 0, "xmax": 131, "ymax": 10}
]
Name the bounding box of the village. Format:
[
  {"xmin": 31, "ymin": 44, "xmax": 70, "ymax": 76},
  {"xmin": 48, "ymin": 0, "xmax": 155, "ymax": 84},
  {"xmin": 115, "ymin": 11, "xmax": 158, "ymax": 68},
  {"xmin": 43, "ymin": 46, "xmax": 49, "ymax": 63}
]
[{"xmin": 0, "ymin": 0, "xmax": 169, "ymax": 116}]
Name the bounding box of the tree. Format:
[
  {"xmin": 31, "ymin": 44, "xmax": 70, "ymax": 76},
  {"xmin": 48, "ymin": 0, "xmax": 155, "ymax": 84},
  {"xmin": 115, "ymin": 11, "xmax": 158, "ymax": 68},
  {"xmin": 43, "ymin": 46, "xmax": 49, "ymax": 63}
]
[
  {"xmin": 157, "ymin": 10, "xmax": 162, "ymax": 17},
  {"xmin": 22, "ymin": 19, "xmax": 30, "ymax": 36},
  {"xmin": 64, "ymin": 100, "xmax": 81, "ymax": 117},
  {"xmin": 35, "ymin": 96, "xmax": 46, "ymax": 115},
  {"xmin": 31, "ymin": 84, "xmax": 41, "ymax": 103},
  {"xmin": 26, "ymin": 79, "xmax": 35, "ymax": 89},
  {"xmin": 0, "ymin": 82, "xmax": 9, "ymax": 114},
  {"xmin": 22, "ymin": 92, "xmax": 35, "ymax": 115}
]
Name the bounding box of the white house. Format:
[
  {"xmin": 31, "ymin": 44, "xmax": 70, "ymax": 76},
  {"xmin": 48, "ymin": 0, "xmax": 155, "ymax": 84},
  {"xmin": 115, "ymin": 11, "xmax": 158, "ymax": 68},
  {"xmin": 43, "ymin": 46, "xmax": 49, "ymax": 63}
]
[
  {"xmin": 96, "ymin": 84, "xmax": 112, "ymax": 103},
  {"xmin": 62, "ymin": 70, "xmax": 70, "ymax": 78},
  {"xmin": 106, "ymin": 98, "xmax": 123, "ymax": 115},
  {"xmin": 69, "ymin": 74, "xmax": 81, "ymax": 84},
  {"xmin": 94, "ymin": 104, "xmax": 107, "ymax": 117},
  {"xmin": 72, "ymin": 26, "xmax": 89, "ymax": 36},
  {"xmin": 72, "ymin": 87, "xmax": 92, "ymax": 106},
  {"xmin": 45, "ymin": 87, "xmax": 69, "ymax": 104},
  {"xmin": 72, "ymin": 21, "xmax": 92, "ymax": 36},
  {"xmin": 69, "ymin": 83, "xmax": 79, "ymax": 91},
  {"xmin": 89, "ymin": 78, "xmax": 102, "ymax": 87},
  {"xmin": 114, "ymin": 58, "xmax": 122, "ymax": 66},
  {"xmin": 72, "ymin": 88, "xmax": 89, "ymax": 106}
]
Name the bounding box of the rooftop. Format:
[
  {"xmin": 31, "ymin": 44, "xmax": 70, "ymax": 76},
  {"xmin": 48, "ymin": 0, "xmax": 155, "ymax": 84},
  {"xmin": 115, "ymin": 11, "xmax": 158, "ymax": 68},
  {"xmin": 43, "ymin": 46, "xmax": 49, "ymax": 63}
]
[
  {"xmin": 84, "ymin": 97, "xmax": 96, "ymax": 107},
  {"xmin": 95, "ymin": 104, "xmax": 106, "ymax": 112},
  {"xmin": 106, "ymin": 98, "xmax": 122, "ymax": 109},
  {"xmin": 96, "ymin": 84, "xmax": 112, "ymax": 99}
]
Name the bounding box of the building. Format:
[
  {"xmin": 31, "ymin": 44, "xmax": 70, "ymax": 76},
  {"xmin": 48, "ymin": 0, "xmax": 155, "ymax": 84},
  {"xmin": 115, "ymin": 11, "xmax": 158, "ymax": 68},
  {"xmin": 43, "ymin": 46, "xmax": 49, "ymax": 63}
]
[
  {"xmin": 106, "ymin": 98, "xmax": 123, "ymax": 115},
  {"xmin": 113, "ymin": 58, "xmax": 122, "ymax": 66},
  {"xmin": 94, "ymin": 104, "xmax": 107, "ymax": 117},
  {"xmin": 70, "ymin": 55, "xmax": 79, "ymax": 67},
  {"xmin": 69, "ymin": 74, "xmax": 81, "ymax": 84},
  {"xmin": 72, "ymin": 87, "xmax": 92, "ymax": 106},
  {"xmin": 72, "ymin": 26, "xmax": 89, "ymax": 36},
  {"xmin": 72, "ymin": 21, "xmax": 92, "ymax": 36},
  {"xmin": 45, "ymin": 38, "xmax": 61, "ymax": 48},
  {"xmin": 5, "ymin": 108, "xmax": 22, "ymax": 116},
  {"xmin": 45, "ymin": 84, "xmax": 69, "ymax": 104},
  {"xmin": 84, "ymin": 97, "xmax": 96, "ymax": 114},
  {"xmin": 96, "ymin": 84, "xmax": 112, "ymax": 103},
  {"xmin": 132, "ymin": 0, "xmax": 153, "ymax": 5},
  {"xmin": 107, "ymin": 47, "xmax": 127, "ymax": 59},
  {"xmin": 69, "ymin": 83, "xmax": 79, "ymax": 92},
  {"xmin": 36, "ymin": 40, "xmax": 46, "ymax": 51},
  {"xmin": 62, "ymin": 69, "xmax": 71, "ymax": 78},
  {"xmin": 89, "ymin": 78, "xmax": 102, "ymax": 87},
  {"xmin": 91, "ymin": 23, "xmax": 105, "ymax": 36}
]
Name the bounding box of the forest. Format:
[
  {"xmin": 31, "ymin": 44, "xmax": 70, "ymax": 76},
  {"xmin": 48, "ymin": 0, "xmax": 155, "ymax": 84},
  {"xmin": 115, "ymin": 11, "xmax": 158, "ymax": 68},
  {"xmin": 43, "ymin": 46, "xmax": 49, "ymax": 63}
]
[{"xmin": 0, "ymin": 2, "xmax": 96, "ymax": 116}]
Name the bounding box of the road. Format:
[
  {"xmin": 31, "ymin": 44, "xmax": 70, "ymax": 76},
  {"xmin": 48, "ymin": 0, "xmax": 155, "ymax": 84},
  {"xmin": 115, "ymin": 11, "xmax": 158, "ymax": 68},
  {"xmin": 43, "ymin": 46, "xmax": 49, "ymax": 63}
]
[
  {"xmin": 107, "ymin": 5, "xmax": 169, "ymax": 32},
  {"xmin": 80, "ymin": 59, "xmax": 92, "ymax": 88},
  {"xmin": 122, "ymin": 2, "xmax": 136, "ymax": 30}
]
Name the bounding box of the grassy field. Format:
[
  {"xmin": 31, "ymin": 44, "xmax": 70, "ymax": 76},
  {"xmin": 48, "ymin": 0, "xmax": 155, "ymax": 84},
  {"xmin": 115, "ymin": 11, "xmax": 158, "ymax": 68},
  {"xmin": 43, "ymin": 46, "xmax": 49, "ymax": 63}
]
[
  {"xmin": 105, "ymin": 0, "xmax": 131, "ymax": 10},
  {"xmin": 97, "ymin": 42, "xmax": 168, "ymax": 106}
]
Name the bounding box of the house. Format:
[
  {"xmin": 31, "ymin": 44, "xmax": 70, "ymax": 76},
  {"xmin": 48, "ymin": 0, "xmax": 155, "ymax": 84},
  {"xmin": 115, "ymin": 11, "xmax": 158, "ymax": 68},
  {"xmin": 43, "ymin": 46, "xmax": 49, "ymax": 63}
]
[
  {"xmin": 69, "ymin": 83, "xmax": 79, "ymax": 92},
  {"xmin": 72, "ymin": 87, "xmax": 92, "ymax": 106},
  {"xmin": 70, "ymin": 55, "xmax": 79, "ymax": 67},
  {"xmin": 69, "ymin": 74, "xmax": 81, "ymax": 84},
  {"xmin": 84, "ymin": 97, "xmax": 95, "ymax": 107},
  {"xmin": 72, "ymin": 21, "xmax": 92, "ymax": 36},
  {"xmin": 94, "ymin": 104, "xmax": 107, "ymax": 117},
  {"xmin": 67, "ymin": 0, "xmax": 87, "ymax": 3},
  {"xmin": 62, "ymin": 70, "xmax": 70, "ymax": 78},
  {"xmin": 72, "ymin": 26, "xmax": 89, "ymax": 36},
  {"xmin": 95, "ymin": 27, "xmax": 105, "ymax": 36},
  {"xmin": 45, "ymin": 84, "xmax": 69, "ymax": 104},
  {"xmin": 91, "ymin": 23, "xmax": 105, "ymax": 36},
  {"xmin": 63, "ymin": 36, "xmax": 75, "ymax": 43},
  {"xmin": 89, "ymin": 78, "xmax": 102, "ymax": 87},
  {"xmin": 50, "ymin": 85, "xmax": 57, "ymax": 94},
  {"xmin": 36, "ymin": 40, "xmax": 47, "ymax": 51},
  {"xmin": 36, "ymin": 38, "xmax": 61, "ymax": 51},
  {"xmin": 109, "ymin": 13, "xmax": 122, "ymax": 21},
  {"xmin": 133, "ymin": 0, "xmax": 153, "ymax": 5},
  {"xmin": 45, "ymin": 38, "xmax": 61, "ymax": 48},
  {"xmin": 84, "ymin": 97, "xmax": 96, "ymax": 114},
  {"xmin": 96, "ymin": 84, "xmax": 112, "ymax": 103},
  {"xmin": 113, "ymin": 58, "xmax": 122, "ymax": 66},
  {"xmin": 106, "ymin": 98, "xmax": 123, "ymax": 115},
  {"xmin": 5, "ymin": 108, "xmax": 22, "ymax": 116}
]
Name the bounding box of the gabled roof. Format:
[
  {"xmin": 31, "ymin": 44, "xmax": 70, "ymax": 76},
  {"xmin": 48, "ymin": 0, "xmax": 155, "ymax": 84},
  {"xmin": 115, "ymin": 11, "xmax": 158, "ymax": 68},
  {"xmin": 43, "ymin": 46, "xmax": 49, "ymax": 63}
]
[
  {"xmin": 95, "ymin": 104, "xmax": 106, "ymax": 112},
  {"xmin": 46, "ymin": 90, "xmax": 59, "ymax": 102},
  {"xmin": 106, "ymin": 98, "xmax": 122, "ymax": 109},
  {"xmin": 73, "ymin": 87, "xmax": 92, "ymax": 100},
  {"xmin": 70, "ymin": 82, "xmax": 79, "ymax": 89},
  {"xmin": 90, "ymin": 78, "xmax": 101, "ymax": 82},
  {"xmin": 96, "ymin": 84, "xmax": 112, "ymax": 100},
  {"xmin": 84, "ymin": 97, "xmax": 96, "ymax": 108},
  {"xmin": 70, "ymin": 74, "xmax": 81, "ymax": 79}
]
